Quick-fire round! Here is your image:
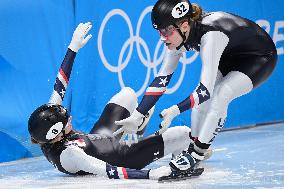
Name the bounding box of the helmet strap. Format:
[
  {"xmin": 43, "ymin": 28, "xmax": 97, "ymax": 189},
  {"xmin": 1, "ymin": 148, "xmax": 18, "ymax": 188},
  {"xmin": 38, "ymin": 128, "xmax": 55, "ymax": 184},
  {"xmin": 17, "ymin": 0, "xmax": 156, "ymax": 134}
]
[
  {"xmin": 62, "ymin": 128, "xmax": 66, "ymax": 139},
  {"xmin": 174, "ymin": 23, "xmax": 190, "ymax": 51}
]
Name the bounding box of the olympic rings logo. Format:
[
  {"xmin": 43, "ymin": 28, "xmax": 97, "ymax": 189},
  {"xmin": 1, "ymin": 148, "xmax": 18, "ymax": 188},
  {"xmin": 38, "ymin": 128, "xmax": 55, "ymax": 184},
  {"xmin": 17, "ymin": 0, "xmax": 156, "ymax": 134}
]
[{"xmin": 98, "ymin": 6, "xmax": 199, "ymax": 96}]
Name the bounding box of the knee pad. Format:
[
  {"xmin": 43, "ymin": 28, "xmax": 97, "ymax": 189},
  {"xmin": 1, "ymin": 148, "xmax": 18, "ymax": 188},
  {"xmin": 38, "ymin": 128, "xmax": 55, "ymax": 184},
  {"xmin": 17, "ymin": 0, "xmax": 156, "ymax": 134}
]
[
  {"xmin": 210, "ymin": 83, "xmax": 234, "ymax": 112},
  {"xmin": 162, "ymin": 126, "xmax": 192, "ymax": 155},
  {"xmin": 108, "ymin": 87, "xmax": 137, "ymax": 113}
]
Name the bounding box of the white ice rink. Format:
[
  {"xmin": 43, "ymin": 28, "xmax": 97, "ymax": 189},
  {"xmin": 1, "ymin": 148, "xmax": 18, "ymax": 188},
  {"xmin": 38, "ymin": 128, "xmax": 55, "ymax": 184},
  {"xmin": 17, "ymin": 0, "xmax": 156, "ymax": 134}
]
[{"xmin": 1, "ymin": 123, "xmax": 284, "ymax": 189}]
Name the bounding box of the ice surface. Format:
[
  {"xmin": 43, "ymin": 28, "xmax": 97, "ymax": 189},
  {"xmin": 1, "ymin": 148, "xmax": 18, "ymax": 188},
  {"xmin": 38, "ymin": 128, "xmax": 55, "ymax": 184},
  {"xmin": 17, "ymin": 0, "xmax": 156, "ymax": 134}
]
[{"xmin": 1, "ymin": 124, "xmax": 284, "ymax": 189}]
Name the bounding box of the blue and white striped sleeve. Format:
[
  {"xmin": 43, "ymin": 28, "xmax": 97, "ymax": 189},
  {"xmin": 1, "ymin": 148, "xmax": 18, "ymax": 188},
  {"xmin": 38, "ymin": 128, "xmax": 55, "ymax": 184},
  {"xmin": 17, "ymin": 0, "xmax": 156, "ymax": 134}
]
[
  {"xmin": 49, "ymin": 48, "xmax": 76, "ymax": 105},
  {"xmin": 136, "ymin": 49, "xmax": 182, "ymax": 115}
]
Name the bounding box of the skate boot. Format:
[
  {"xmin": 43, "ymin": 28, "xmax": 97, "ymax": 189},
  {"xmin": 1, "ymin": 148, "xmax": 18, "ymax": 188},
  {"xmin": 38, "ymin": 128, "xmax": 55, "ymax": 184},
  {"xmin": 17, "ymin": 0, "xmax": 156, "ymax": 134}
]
[
  {"xmin": 172, "ymin": 147, "xmax": 212, "ymax": 161},
  {"xmin": 136, "ymin": 106, "xmax": 155, "ymax": 140},
  {"xmin": 169, "ymin": 144, "xmax": 205, "ymax": 172}
]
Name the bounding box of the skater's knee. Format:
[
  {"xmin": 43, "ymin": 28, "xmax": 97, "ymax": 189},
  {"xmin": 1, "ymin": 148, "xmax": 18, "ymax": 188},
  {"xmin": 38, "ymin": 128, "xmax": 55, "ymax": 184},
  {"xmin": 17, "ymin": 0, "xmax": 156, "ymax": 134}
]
[
  {"xmin": 108, "ymin": 87, "xmax": 137, "ymax": 113},
  {"xmin": 121, "ymin": 87, "xmax": 136, "ymax": 97},
  {"xmin": 164, "ymin": 126, "xmax": 191, "ymax": 139},
  {"xmin": 162, "ymin": 126, "xmax": 192, "ymax": 155},
  {"xmin": 214, "ymin": 83, "xmax": 233, "ymax": 100},
  {"xmin": 211, "ymin": 83, "xmax": 233, "ymax": 107}
]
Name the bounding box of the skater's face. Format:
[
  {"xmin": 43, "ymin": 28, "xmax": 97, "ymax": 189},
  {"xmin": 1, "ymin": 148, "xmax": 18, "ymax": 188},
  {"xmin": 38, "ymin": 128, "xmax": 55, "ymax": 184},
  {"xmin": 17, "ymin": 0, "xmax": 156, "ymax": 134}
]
[
  {"xmin": 50, "ymin": 116, "xmax": 73, "ymax": 143},
  {"xmin": 159, "ymin": 21, "xmax": 190, "ymax": 50}
]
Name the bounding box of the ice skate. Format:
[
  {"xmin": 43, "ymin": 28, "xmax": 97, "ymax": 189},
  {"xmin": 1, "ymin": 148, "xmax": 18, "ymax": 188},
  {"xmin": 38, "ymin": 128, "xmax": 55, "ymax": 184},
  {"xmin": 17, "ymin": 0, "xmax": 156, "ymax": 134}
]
[{"xmin": 170, "ymin": 144, "xmax": 204, "ymax": 172}]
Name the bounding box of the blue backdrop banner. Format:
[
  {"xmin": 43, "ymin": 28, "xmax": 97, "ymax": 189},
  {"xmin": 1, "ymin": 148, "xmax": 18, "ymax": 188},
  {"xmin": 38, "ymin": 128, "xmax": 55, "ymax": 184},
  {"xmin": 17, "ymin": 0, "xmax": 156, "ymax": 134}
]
[{"xmin": 0, "ymin": 0, "xmax": 283, "ymax": 162}]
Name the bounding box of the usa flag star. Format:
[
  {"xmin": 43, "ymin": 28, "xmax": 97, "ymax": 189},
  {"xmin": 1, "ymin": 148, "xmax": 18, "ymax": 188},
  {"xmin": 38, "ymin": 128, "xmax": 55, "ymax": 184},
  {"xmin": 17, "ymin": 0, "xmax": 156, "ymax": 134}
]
[
  {"xmin": 59, "ymin": 89, "xmax": 65, "ymax": 97},
  {"xmin": 109, "ymin": 168, "xmax": 115, "ymax": 176},
  {"xmin": 199, "ymin": 89, "xmax": 207, "ymax": 97},
  {"xmin": 159, "ymin": 77, "xmax": 168, "ymax": 86}
]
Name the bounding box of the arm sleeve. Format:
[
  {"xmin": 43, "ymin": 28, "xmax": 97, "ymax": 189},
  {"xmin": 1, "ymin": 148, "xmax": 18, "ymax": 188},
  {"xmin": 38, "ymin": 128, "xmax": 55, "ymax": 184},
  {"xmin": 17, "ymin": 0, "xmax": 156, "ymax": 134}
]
[
  {"xmin": 136, "ymin": 49, "xmax": 183, "ymax": 115},
  {"xmin": 48, "ymin": 48, "xmax": 76, "ymax": 104},
  {"xmin": 176, "ymin": 31, "xmax": 229, "ymax": 113},
  {"xmin": 60, "ymin": 146, "xmax": 149, "ymax": 179}
]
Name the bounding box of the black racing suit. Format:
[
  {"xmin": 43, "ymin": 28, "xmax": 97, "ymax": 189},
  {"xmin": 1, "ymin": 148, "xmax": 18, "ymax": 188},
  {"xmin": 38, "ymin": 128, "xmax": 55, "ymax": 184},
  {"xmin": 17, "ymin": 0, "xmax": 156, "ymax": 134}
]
[
  {"xmin": 41, "ymin": 104, "xmax": 164, "ymax": 176},
  {"xmin": 185, "ymin": 11, "xmax": 277, "ymax": 88}
]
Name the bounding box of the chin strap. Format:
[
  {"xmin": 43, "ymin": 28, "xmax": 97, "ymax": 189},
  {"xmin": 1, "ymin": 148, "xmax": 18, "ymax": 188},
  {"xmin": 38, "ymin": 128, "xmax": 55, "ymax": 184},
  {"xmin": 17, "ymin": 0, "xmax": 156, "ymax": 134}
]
[
  {"xmin": 62, "ymin": 129, "xmax": 66, "ymax": 138},
  {"xmin": 174, "ymin": 23, "xmax": 190, "ymax": 51}
]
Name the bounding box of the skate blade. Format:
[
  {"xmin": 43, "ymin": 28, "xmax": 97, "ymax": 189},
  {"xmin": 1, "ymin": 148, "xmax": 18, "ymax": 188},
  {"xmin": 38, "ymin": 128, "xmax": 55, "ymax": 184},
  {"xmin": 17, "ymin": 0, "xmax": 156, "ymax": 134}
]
[{"xmin": 158, "ymin": 168, "xmax": 204, "ymax": 183}]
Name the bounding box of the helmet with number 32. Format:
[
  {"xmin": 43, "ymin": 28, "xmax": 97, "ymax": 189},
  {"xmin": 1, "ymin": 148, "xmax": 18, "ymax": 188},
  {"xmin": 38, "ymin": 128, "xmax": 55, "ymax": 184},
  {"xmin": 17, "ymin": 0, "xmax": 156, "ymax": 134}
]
[{"xmin": 151, "ymin": 0, "xmax": 193, "ymax": 30}]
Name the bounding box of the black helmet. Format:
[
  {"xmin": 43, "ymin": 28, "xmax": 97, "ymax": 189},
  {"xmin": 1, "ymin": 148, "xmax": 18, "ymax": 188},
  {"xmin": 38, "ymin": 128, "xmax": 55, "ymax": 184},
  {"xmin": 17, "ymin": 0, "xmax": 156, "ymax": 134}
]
[
  {"xmin": 28, "ymin": 104, "xmax": 69, "ymax": 143},
  {"xmin": 151, "ymin": 0, "xmax": 193, "ymax": 30}
]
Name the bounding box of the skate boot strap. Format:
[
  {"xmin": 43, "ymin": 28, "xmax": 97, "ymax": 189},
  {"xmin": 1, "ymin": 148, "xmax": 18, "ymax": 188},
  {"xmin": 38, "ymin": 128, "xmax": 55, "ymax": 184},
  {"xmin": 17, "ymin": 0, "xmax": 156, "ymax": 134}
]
[
  {"xmin": 190, "ymin": 151, "xmax": 205, "ymax": 161},
  {"xmin": 170, "ymin": 152, "xmax": 200, "ymax": 171}
]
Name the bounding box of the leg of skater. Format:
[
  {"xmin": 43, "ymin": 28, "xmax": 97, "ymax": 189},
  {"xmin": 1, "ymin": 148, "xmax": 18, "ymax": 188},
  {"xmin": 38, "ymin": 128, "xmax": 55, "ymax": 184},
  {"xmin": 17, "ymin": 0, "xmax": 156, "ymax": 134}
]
[
  {"xmin": 89, "ymin": 87, "xmax": 137, "ymax": 135},
  {"xmin": 191, "ymin": 70, "xmax": 223, "ymax": 138},
  {"xmin": 114, "ymin": 126, "xmax": 192, "ymax": 169},
  {"xmin": 170, "ymin": 49, "xmax": 277, "ymax": 172},
  {"xmin": 170, "ymin": 71, "xmax": 254, "ymax": 171}
]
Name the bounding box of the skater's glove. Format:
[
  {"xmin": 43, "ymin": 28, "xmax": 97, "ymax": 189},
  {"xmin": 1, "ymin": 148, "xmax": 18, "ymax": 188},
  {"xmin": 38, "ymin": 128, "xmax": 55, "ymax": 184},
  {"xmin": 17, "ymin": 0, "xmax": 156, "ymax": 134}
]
[
  {"xmin": 114, "ymin": 109, "xmax": 144, "ymax": 146},
  {"xmin": 156, "ymin": 105, "xmax": 180, "ymax": 135},
  {"xmin": 68, "ymin": 22, "xmax": 92, "ymax": 52},
  {"xmin": 149, "ymin": 166, "xmax": 172, "ymax": 180}
]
